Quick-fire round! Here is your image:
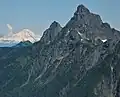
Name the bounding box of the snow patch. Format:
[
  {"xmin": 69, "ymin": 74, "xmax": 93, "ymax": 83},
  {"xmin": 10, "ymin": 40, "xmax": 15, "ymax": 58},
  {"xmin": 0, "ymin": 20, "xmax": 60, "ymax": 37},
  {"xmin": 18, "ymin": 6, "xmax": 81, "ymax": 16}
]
[
  {"xmin": 77, "ymin": 31, "xmax": 83, "ymax": 36},
  {"xmin": 110, "ymin": 66, "xmax": 113, "ymax": 72},
  {"xmin": 65, "ymin": 30, "xmax": 70, "ymax": 36},
  {"xmin": 101, "ymin": 39, "xmax": 107, "ymax": 43},
  {"xmin": 77, "ymin": 31, "xmax": 90, "ymax": 41},
  {"xmin": 81, "ymin": 39, "xmax": 83, "ymax": 41}
]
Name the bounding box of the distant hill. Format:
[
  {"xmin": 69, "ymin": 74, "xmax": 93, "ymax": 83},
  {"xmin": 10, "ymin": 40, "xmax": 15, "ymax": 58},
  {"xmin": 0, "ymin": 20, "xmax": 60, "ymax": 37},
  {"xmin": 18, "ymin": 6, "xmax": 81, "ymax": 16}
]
[{"xmin": 13, "ymin": 40, "xmax": 32, "ymax": 48}]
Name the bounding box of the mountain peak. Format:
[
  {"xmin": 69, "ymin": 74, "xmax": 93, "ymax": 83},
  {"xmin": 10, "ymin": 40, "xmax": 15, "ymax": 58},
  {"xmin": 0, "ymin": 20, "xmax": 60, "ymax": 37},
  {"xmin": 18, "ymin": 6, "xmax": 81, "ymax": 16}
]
[
  {"xmin": 75, "ymin": 4, "xmax": 90, "ymax": 15},
  {"xmin": 22, "ymin": 29, "xmax": 32, "ymax": 32},
  {"xmin": 66, "ymin": 4, "xmax": 91, "ymax": 23},
  {"xmin": 50, "ymin": 21, "xmax": 61, "ymax": 29},
  {"xmin": 19, "ymin": 29, "xmax": 35, "ymax": 37},
  {"xmin": 65, "ymin": 4, "xmax": 115, "ymax": 43},
  {"xmin": 39, "ymin": 21, "xmax": 62, "ymax": 44}
]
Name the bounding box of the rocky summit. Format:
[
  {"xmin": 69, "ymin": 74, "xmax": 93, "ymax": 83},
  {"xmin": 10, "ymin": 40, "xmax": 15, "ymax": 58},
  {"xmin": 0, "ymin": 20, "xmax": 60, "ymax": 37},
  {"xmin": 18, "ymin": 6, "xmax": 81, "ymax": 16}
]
[{"xmin": 0, "ymin": 4, "xmax": 120, "ymax": 97}]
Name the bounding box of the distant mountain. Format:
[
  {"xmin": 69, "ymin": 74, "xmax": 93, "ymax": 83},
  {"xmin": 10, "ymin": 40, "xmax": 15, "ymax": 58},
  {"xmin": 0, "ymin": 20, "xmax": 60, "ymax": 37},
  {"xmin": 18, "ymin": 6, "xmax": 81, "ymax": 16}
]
[
  {"xmin": 0, "ymin": 4, "xmax": 120, "ymax": 97},
  {"xmin": 0, "ymin": 29, "xmax": 40, "ymax": 47}
]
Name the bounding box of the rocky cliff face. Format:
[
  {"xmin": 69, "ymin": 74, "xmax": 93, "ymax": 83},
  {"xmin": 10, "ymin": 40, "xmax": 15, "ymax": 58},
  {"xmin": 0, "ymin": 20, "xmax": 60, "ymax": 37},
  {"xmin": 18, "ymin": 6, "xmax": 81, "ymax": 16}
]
[{"xmin": 0, "ymin": 4, "xmax": 120, "ymax": 97}]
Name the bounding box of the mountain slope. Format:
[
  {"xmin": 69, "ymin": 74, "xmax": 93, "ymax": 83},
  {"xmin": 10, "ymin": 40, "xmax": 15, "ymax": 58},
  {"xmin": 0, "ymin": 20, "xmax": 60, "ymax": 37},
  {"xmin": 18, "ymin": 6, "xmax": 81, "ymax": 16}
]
[{"xmin": 0, "ymin": 4, "xmax": 120, "ymax": 97}]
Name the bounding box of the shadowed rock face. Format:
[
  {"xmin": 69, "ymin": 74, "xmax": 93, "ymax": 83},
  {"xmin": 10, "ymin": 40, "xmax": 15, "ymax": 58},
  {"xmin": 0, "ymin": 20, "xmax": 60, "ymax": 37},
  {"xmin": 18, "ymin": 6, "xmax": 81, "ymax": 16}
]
[
  {"xmin": 0, "ymin": 4, "xmax": 120, "ymax": 97},
  {"xmin": 66, "ymin": 4, "xmax": 115, "ymax": 42},
  {"xmin": 40, "ymin": 21, "xmax": 62, "ymax": 44}
]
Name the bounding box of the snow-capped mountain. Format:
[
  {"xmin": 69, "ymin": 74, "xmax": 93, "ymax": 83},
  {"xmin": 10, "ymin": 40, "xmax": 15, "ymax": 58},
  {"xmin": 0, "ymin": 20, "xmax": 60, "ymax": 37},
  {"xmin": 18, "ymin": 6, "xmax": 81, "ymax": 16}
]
[{"xmin": 0, "ymin": 29, "xmax": 40, "ymax": 47}]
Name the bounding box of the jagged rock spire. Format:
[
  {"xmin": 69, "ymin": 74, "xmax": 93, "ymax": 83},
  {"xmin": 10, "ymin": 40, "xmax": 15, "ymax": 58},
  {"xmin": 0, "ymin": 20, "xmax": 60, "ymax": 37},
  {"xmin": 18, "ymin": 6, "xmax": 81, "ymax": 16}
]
[
  {"xmin": 40, "ymin": 21, "xmax": 62, "ymax": 44},
  {"xmin": 75, "ymin": 4, "xmax": 90, "ymax": 15},
  {"xmin": 72, "ymin": 4, "xmax": 91, "ymax": 21},
  {"xmin": 50, "ymin": 21, "xmax": 61, "ymax": 29}
]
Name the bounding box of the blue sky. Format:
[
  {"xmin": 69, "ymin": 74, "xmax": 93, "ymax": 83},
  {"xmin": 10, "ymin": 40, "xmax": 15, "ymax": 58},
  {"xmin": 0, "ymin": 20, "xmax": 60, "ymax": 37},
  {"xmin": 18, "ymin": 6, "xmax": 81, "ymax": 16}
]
[{"xmin": 0, "ymin": 0, "xmax": 119, "ymax": 35}]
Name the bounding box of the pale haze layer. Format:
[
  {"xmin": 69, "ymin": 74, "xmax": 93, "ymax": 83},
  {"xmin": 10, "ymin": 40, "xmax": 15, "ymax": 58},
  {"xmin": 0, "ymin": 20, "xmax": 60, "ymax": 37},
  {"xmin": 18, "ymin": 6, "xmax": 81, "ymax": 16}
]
[{"xmin": 0, "ymin": 0, "xmax": 119, "ymax": 36}]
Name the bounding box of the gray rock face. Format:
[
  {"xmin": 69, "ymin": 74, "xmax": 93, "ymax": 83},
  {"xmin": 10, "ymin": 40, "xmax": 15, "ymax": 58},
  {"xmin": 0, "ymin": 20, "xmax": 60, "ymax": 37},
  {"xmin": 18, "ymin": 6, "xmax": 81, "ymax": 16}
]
[
  {"xmin": 40, "ymin": 21, "xmax": 62, "ymax": 44},
  {"xmin": 0, "ymin": 4, "xmax": 120, "ymax": 97},
  {"xmin": 66, "ymin": 5, "xmax": 117, "ymax": 42}
]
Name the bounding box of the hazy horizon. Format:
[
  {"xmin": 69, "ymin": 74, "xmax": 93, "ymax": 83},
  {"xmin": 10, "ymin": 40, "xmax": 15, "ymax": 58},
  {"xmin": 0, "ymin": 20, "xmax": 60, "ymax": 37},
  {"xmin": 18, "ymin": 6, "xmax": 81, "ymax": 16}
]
[{"xmin": 0, "ymin": 0, "xmax": 120, "ymax": 36}]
